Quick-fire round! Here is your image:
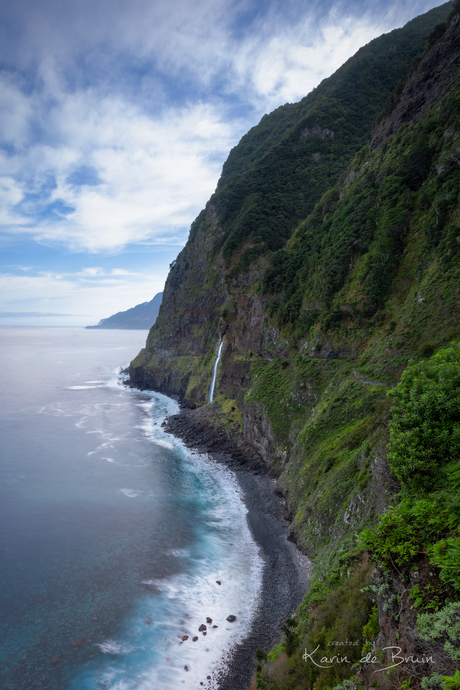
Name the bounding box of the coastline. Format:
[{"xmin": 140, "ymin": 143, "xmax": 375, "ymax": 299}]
[{"xmin": 164, "ymin": 410, "xmax": 312, "ymax": 690}]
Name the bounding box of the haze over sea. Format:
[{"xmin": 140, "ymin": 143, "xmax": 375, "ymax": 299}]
[{"xmin": 0, "ymin": 328, "xmax": 262, "ymax": 690}]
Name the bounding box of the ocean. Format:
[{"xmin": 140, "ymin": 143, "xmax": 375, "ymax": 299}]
[{"xmin": 0, "ymin": 328, "xmax": 263, "ymax": 690}]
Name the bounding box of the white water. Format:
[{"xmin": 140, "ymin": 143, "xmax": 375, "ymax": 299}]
[
  {"xmin": 70, "ymin": 382, "xmax": 264, "ymax": 690},
  {"xmin": 0, "ymin": 329, "xmax": 264, "ymax": 690},
  {"xmin": 208, "ymin": 341, "xmax": 223, "ymax": 403}
]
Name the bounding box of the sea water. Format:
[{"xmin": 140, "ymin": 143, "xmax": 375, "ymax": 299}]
[{"xmin": 0, "ymin": 328, "xmax": 263, "ymax": 690}]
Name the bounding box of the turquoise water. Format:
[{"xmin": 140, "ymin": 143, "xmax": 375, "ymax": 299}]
[{"xmin": 0, "ymin": 328, "xmax": 262, "ymax": 690}]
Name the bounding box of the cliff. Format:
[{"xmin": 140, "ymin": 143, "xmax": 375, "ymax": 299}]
[{"xmin": 129, "ymin": 3, "xmax": 460, "ymax": 688}]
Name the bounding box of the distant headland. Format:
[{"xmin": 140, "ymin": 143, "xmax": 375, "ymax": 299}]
[{"xmin": 86, "ymin": 292, "xmax": 163, "ymax": 330}]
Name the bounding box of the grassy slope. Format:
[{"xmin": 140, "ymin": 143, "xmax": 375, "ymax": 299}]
[
  {"xmin": 132, "ymin": 2, "xmax": 453, "ymax": 408},
  {"xmin": 203, "ymin": 4, "xmax": 453, "ymax": 273},
  {"xmin": 250, "ymin": 11, "xmax": 460, "ymax": 689},
  {"xmin": 132, "ymin": 5, "xmax": 460, "ymax": 688}
]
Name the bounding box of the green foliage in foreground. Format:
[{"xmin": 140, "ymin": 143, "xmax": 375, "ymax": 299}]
[
  {"xmin": 359, "ymin": 346, "xmax": 460, "ymax": 589},
  {"xmin": 387, "ymin": 345, "xmax": 460, "ymax": 492},
  {"xmin": 422, "ymin": 672, "xmax": 460, "ymax": 690},
  {"xmin": 430, "ymin": 537, "xmax": 460, "ymax": 591},
  {"xmin": 357, "ymin": 346, "xmax": 460, "ymax": 687},
  {"xmin": 418, "ymin": 602, "xmax": 460, "ymax": 662},
  {"xmin": 359, "ymin": 494, "xmax": 460, "ymax": 568},
  {"xmin": 442, "ymin": 670, "xmax": 460, "ymax": 689},
  {"xmin": 255, "ymin": 559, "xmax": 374, "ymax": 690}
]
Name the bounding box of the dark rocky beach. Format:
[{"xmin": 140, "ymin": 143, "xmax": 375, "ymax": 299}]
[{"xmin": 164, "ymin": 410, "xmax": 312, "ymax": 690}]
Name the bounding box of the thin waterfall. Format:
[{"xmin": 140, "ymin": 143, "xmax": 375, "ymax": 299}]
[{"xmin": 208, "ymin": 341, "xmax": 223, "ymax": 403}]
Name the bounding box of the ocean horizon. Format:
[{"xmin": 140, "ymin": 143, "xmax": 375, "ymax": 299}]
[{"xmin": 0, "ymin": 327, "xmax": 263, "ymax": 690}]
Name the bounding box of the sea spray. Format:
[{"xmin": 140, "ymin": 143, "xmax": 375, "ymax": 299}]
[{"xmin": 208, "ymin": 341, "xmax": 223, "ymax": 403}]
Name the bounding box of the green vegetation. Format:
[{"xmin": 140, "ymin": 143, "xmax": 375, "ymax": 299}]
[
  {"xmin": 255, "ymin": 559, "xmax": 374, "ymax": 690},
  {"xmin": 264, "ymin": 87, "xmax": 460, "ymax": 337},
  {"xmin": 356, "ymin": 347, "xmax": 460, "ymax": 684},
  {"xmin": 359, "ymin": 347, "xmax": 460, "ymax": 584},
  {"xmin": 132, "ymin": 5, "xmax": 460, "ymax": 689},
  {"xmin": 419, "ymin": 603, "xmax": 460, "ymax": 662},
  {"xmin": 388, "ymin": 345, "xmax": 460, "ymax": 492},
  {"xmin": 255, "ymin": 344, "xmax": 460, "ymax": 688},
  {"xmin": 197, "ymin": 4, "xmax": 452, "ymax": 275},
  {"xmin": 359, "ymin": 495, "xmax": 460, "ymax": 571}
]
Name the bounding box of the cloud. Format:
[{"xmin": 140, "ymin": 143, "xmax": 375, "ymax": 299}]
[
  {"xmin": 0, "ymin": 311, "xmax": 76, "ymax": 317},
  {"xmin": 0, "ymin": 86, "xmax": 239, "ymax": 251},
  {"xmin": 0, "ymin": 267, "xmax": 166, "ymax": 325},
  {"xmin": 0, "ymin": 0, "xmax": 445, "ymax": 325},
  {"xmin": 79, "ymin": 267, "xmax": 104, "ymax": 277},
  {"xmin": 0, "ymin": 0, "xmax": 445, "ymax": 258},
  {"xmin": 0, "ymin": 176, "xmax": 26, "ymax": 225}
]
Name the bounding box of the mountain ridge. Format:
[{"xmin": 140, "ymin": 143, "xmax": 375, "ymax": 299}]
[
  {"xmin": 129, "ymin": 4, "xmax": 460, "ymax": 688},
  {"xmin": 86, "ymin": 292, "xmax": 162, "ymax": 330}
]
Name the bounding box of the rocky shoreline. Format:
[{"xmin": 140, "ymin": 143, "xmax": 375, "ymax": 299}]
[{"xmin": 164, "ymin": 409, "xmax": 312, "ymax": 690}]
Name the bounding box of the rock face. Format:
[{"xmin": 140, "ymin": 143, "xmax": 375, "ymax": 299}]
[
  {"xmin": 371, "ymin": 12, "xmax": 460, "ymax": 150},
  {"xmin": 130, "ymin": 1, "xmax": 460, "ymax": 558},
  {"xmin": 128, "ymin": 4, "xmax": 451, "ymax": 405},
  {"xmin": 129, "ymin": 5, "xmax": 460, "ymax": 689},
  {"xmin": 129, "ymin": 209, "xmax": 227, "ymax": 403},
  {"xmin": 355, "ymin": 560, "xmax": 457, "ymax": 685},
  {"xmin": 128, "ymin": 0, "xmax": 460, "ymax": 557}
]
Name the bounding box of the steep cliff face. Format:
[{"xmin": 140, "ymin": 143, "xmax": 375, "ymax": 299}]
[
  {"xmin": 130, "ymin": 4, "xmax": 460, "ymax": 688},
  {"xmin": 130, "ymin": 205, "xmax": 227, "ymax": 402},
  {"xmin": 129, "ymin": 1, "xmax": 457, "ymax": 546},
  {"xmin": 372, "ymin": 12, "xmax": 460, "ymax": 149},
  {"xmin": 130, "ymin": 4, "xmax": 451, "ymax": 402}
]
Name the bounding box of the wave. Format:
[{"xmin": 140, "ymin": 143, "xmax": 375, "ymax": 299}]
[
  {"xmin": 166, "ymin": 548, "xmax": 189, "ymax": 558},
  {"xmin": 66, "ymin": 385, "xmax": 103, "ymax": 390},
  {"xmin": 119, "ymin": 488, "xmax": 140, "ymax": 498},
  {"xmin": 95, "ymin": 640, "xmax": 135, "ymax": 655},
  {"xmin": 69, "ymin": 375, "xmax": 264, "ymax": 690}
]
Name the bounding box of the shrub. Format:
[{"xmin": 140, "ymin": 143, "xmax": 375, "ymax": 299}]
[
  {"xmin": 418, "ymin": 342, "xmax": 437, "ymax": 358},
  {"xmin": 429, "ymin": 537, "xmax": 460, "ymax": 591},
  {"xmin": 418, "ymin": 602, "xmax": 460, "ymax": 661},
  {"xmin": 358, "ymin": 496, "xmax": 460, "ymax": 566},
  {"xmin": 387, "ymin": 345, "xmax": 460, "ymax": 492}
]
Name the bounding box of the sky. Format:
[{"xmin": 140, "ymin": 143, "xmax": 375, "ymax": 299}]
[{"xmin": 0, "ymin": 0, "xmax": 446, "ymax": 326}]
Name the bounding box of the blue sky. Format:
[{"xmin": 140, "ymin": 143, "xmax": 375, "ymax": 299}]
[{"xmin": 0, "ymin": 0, "xmax": 446, "ymax": 326}]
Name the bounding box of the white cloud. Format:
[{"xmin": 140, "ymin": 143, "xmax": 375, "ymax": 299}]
[
  {"xmin": 79, "ymin": 267, "xmax": 104, "ymax": 277},
  {"xmin": 0, "ymin": 0, "xmax": 445, "ymax": 253},
  {"xmin": 0, "ymin": 0, "xmax": 447, "ymax": 323},
  {"xmin": 1, "ymin": 88, "xmax": 239, "ymax": 251},
  {"xmin": 225, "ymin": 2, "xmax": 440, "ymax": 110},
  {"xmin": 0, "ymin": 176, "xmax": 26, "ymax": 225},
  {"xmin": 0, "ymin": 72, "xmax": 34, "ymax": 145},
  {"xmin": 0, "ymin": 268, "xmax": 166, "ymax": 326}
]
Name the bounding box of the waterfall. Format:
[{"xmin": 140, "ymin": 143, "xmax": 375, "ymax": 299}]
[{"xmin": 208, "ymin": 341, "xmax": 223, "ymax": 403}]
